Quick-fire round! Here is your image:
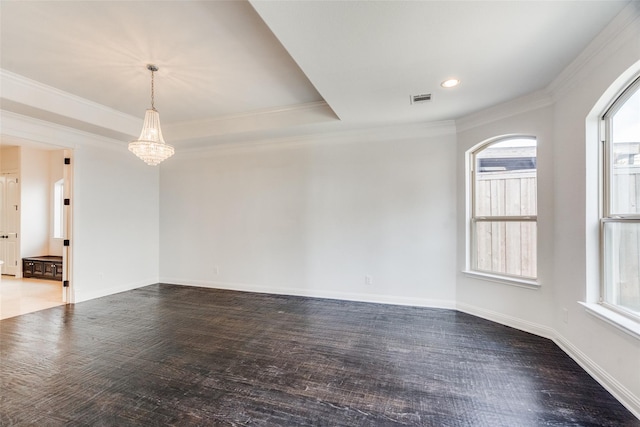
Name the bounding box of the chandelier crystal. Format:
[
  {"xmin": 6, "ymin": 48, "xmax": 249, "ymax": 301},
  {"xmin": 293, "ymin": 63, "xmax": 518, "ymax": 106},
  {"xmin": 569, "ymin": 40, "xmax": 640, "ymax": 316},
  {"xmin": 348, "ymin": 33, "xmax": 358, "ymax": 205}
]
[{"xmin": 129, "ymin": 64, "xmax": 174, "ymax": 166}]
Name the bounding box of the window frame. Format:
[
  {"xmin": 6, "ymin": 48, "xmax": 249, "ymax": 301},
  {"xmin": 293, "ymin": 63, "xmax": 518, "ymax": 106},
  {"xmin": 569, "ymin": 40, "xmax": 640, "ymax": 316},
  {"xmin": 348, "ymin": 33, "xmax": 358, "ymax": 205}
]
[
  {"xmin": 466, "ymin": 135, "xmax": 539, "ymax": 286},
  {"xmin": 600, "ymin": 74, "xmax": 640, "ymax": 322}
]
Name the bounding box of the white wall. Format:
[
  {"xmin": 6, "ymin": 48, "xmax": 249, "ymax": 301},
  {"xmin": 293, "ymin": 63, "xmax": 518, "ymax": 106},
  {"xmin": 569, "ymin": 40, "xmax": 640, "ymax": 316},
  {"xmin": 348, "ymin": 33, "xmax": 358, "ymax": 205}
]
[
  {"xmin": 456, "ymin": 105, "xmax": 555, "ymax": 334},
  {"xmin": 0, "ymin": 146, "xmax": 20, "ymax": 171},
  {"xmin": 72, "ymin": 142, "xmax": 160, "ymax": 302},
  {"xmin": 455, "ymin": 5, "xmax": 640, "ymax": 416},
  {"xmin": 551, "ymin": 23, "xmax": 640, "ymax": 416},
  {"xmin": 160, "ymin": 124, "xmax": 458, "ymax": 307},
  {"xmin": 1, "ymin": 111, "xmax": 161, "ymax": 304},
  {"xmin": 20, "ymin": 146, "xmax": 50, "ymax": 258}
]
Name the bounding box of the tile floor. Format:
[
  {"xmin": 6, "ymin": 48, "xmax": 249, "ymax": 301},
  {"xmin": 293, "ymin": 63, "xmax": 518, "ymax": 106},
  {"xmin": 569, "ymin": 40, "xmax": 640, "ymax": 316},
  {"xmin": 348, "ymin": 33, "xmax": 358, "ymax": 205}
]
[{"xmin": 0, "ymin": 275, "xmax": 64, "ymax": 320}]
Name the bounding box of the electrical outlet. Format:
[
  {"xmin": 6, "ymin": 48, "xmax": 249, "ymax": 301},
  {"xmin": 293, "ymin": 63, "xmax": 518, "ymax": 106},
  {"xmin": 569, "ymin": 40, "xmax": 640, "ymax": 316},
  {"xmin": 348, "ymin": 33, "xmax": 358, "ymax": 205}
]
[
  {"xmin": 365, "ymin": 275, "xmax": 373, "ymax": 285},
  {"xmin": 213, "ymin": 266, "xmax": 219, "ymax": 275},
  {"xmin": 562, "ymin": 308, "xmax": 569, "ymax": 324}
]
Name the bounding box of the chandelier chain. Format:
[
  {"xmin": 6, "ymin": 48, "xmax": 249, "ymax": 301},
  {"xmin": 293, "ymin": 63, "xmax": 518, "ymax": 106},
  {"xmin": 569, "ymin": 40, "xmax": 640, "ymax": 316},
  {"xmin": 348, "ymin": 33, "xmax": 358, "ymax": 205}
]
[{"xmin": 150, "ymin": 68, "xmax": 155, "ymax": 111}]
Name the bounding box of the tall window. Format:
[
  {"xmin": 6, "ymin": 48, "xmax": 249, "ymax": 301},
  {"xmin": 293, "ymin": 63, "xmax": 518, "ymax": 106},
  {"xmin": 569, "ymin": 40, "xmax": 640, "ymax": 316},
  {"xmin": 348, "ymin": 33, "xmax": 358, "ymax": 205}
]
[
  {"xmin": 53, "ymin": 179, "xmax": 64, "ymax": 239},
  {"xmin": 469, "ymin": 136, "xmax": 537, "ymax": 281},
  {"xmin": 602, "ymin": 75, "xmax": 640, "ymax": 319}
]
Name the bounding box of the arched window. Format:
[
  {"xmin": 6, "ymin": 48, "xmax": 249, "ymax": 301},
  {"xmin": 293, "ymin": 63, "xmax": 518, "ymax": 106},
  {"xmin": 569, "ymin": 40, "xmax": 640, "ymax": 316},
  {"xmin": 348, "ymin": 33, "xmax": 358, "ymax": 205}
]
[
  {"xmin": 468, "ymin": 136, "xmax": 537, "ymax": 281},
  {"xmin": 601, "ymin": 75, "xmax": 640, "ymax": 319}
]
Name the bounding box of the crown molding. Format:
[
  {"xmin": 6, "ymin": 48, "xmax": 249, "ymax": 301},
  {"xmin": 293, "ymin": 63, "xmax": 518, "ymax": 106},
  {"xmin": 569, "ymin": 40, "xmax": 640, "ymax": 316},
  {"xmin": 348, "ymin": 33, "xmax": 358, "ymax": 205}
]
[
  {"xmin": 455, "ymin": 90, "xmax": 553, "ymax": 133},
  {"xmin": 547, "ymin": 1, "xmax": 640, "ymax": 101},
  {"xmin": 173, "ymin": 119, "xmax": 456, "ymax": 158},
  {"xmin": 455, "ymin": 2, "xmax": 640, "ymax": 135},
  {"xmin": 0, "ymin": 68, "xmax": 141, "ymax": 137},
  {"xmin": 1, "ymin": 110, "xmax": 127, "ymax": 152},
  {"xmin": 171, "ymin": 100, "xmax": 333, "ymax": 126}
]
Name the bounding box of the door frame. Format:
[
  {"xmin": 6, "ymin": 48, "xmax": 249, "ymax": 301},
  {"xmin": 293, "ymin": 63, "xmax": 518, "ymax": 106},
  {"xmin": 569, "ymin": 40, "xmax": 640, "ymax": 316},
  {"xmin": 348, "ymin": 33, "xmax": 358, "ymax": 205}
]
[{"xmin": 62, "ymin": 149, "xmax": 74, "ymax": 304}]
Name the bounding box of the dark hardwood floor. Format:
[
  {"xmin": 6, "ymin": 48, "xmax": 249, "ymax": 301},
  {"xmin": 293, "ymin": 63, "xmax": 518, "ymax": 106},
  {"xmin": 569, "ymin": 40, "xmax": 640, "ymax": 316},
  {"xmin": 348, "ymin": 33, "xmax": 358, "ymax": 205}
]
[{"xmin": 0, "ymin": 284, "xmax": 637, "ymax": 426}]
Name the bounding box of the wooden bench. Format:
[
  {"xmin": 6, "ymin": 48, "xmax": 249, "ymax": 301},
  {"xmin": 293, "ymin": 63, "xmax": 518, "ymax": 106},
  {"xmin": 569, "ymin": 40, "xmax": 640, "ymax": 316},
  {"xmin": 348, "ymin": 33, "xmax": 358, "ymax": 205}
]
[{"xmin": 22, "ymin": 256, "xmax": 63, "ymax": 281}]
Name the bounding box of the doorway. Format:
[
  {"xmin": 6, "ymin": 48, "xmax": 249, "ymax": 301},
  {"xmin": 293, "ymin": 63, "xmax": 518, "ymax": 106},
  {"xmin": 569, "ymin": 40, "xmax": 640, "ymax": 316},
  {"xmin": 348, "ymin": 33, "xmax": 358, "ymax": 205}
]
[{"xmin": 0, "ymin": 145, "xmax": 73, "ymax": 318}]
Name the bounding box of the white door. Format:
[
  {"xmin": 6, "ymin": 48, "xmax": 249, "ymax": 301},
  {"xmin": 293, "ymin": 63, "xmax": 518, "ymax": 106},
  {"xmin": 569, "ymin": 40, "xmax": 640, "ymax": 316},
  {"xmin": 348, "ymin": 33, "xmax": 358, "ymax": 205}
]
[{"xmin": 0, "ymin": 173, "xmax": 19, "ymax": 276}]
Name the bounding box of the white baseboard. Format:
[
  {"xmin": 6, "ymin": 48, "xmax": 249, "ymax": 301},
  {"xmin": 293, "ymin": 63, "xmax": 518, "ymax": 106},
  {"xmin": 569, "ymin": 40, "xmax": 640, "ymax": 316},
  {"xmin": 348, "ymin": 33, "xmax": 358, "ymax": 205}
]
[
  {"xmin": 456, "ymin": 302, "xmax": 556, "ymax": 339},
  {"xmin": 77, "ymin": 278, "xmax": 639, "ymax": 420},
  {"xmin": 73, "ymin": 278, "xmax": 157, "ymax": 303},
  {"xmin": 160, "ymin": 277, "xmax": 456, "ymax": 310},
  {"xmin": 553, "ymin": 332, "xmax": 640, "ymax": 420},
  {"xmin": 457, "ymin": 301, "xmax": 640, "ymax": 420}
]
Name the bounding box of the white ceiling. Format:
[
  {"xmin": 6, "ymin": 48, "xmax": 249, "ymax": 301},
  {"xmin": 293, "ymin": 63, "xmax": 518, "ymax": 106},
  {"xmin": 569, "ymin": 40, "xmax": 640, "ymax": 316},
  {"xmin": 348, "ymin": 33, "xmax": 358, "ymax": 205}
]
[{"xmin": 0, "ymin": 0, "xmax": 632, "ymax": 149}]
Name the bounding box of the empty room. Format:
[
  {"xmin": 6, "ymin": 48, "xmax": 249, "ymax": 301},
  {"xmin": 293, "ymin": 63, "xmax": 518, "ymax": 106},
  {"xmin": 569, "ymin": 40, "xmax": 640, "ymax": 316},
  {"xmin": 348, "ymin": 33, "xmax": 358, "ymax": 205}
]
[{"xmin": 1, "ymin": 1, "xmax": 639, "ymax": 425}]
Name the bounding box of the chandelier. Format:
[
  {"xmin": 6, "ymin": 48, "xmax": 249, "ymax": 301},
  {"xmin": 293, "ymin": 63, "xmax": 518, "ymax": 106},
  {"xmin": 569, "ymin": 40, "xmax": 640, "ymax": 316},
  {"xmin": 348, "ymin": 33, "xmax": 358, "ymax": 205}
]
[{"xmin": 128, "ymin": 64, "xmax": 175, "ymax": 166}]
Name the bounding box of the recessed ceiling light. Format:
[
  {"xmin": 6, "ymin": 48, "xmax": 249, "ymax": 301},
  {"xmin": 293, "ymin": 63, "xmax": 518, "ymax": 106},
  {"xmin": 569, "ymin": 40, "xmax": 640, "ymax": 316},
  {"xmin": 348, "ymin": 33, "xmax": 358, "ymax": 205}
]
[{"xmin": 441, "ymin": 79, "xmax": 460, "ymax": 88}]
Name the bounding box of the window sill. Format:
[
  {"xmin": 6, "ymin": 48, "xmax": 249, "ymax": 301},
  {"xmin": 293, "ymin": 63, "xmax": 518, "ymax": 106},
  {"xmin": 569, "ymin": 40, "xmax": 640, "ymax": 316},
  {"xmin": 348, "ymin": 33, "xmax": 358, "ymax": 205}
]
[
  {"xmin": 462, "ymin": 270, "xmax": 540, "ymax": 289},
  {"xmin": 579, "ymin": 302, "xmax": 640, "ymax": 340}
]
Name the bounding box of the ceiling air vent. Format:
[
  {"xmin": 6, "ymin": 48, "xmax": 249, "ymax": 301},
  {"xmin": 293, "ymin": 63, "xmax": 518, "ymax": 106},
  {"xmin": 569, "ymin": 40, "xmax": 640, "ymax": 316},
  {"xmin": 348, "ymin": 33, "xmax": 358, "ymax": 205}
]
[{"xmin": 411, "ymin": 93, "xmax": 432, "ymax": 104}]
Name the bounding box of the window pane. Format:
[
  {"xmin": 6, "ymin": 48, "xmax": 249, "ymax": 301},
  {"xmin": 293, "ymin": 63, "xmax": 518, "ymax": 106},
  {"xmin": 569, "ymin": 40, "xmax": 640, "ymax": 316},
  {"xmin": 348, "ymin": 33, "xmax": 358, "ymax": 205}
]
[
  {"xmin": 603, "ymin": 221, "xmax": 640, "ymax": 316},
  {"xmin": 475, "ymin": 138, "xmax": 537, "ymax": 217},
  {"xmin": 53, "ymin": 180, "xmax": 64, "ymax": 239},
  {"xmin": 474, "ymin": 220, "xmax": 537, "ymax": 279},
  {"xmin": 610, "ymin": 87, "xmax": 640, "ymax": 215}
]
